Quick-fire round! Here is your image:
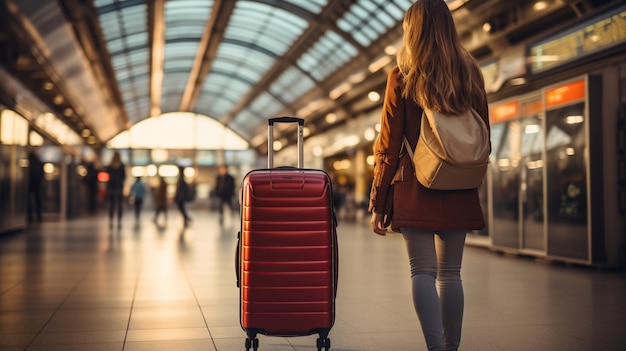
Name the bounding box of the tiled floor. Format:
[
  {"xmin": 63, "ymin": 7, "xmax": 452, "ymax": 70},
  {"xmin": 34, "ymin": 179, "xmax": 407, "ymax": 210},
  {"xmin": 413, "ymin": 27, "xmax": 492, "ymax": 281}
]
[{"xmin": 1, "ymin": 207, "xmax": 625, "ymax": 351}]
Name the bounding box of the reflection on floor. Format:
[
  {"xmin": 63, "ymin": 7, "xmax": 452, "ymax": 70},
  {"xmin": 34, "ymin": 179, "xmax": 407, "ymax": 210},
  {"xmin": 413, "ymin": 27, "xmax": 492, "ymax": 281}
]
[{"xmin": 1, "ymin": 208, "xmax": 625, "ymax": 351}]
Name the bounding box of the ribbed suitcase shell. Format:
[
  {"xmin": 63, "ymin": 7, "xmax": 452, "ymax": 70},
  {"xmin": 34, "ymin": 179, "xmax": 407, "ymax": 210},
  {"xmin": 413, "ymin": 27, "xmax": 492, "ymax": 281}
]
[{"xmin": 239, "ymin": 168, "xmax": 337, "ymax": 336}]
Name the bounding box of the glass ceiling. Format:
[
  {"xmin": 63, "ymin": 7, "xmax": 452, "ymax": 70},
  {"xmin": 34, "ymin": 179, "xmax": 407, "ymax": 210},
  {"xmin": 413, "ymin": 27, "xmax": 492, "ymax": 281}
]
[{"xmin": 92, "ymin": 0, "xmax": 415, "ymax": 149}]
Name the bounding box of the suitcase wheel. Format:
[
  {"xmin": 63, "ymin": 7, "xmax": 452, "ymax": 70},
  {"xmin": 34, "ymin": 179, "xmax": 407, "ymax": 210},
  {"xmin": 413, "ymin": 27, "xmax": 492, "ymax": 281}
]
[
  {"xmin": 316, "ymin": 337, "xmax": 331, "ymax": 351},
  {"xmin": 245, "ymin": 337, "xmax": 259, "ymax": 351}
]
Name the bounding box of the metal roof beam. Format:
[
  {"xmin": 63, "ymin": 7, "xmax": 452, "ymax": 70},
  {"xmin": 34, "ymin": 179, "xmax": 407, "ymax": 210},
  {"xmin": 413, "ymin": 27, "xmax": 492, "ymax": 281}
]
[
  {"xmin": 179, "ymin": 0, "xmax": 236, "ymax": 112},
  {"xmin": 218, "ymin": 1, "xmax": 355, "ymax": 126},
  {"xmin": 148, "ymin": 0, "xmax": 165, "ymax": 118}
]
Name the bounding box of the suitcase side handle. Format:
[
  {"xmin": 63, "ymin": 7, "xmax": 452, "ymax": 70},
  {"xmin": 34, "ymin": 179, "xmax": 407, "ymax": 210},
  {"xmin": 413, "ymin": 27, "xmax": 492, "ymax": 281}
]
[{"xmin": 267, "ymin": 116, "xmax": 304, "ymax": 168}]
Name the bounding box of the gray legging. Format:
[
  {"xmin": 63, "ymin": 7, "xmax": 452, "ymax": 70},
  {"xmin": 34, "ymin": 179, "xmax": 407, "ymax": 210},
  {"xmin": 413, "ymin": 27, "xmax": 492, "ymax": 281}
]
[{"xmin": 401, "ymin": 228, "xmax": 467, "ymax": 351}]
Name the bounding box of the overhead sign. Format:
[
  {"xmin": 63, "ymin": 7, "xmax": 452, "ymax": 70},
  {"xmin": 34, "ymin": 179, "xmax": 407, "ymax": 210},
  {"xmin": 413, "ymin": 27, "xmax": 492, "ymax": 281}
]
[
  {"xmin": 529, "ymin": 5, "xmax": 626, "ymax": 73},
  {"xmin": 490, "ymin": 100, "xmax": 519, "ymax": 123},
  {"xmin": 545, "ymin": 79, "xmax": 586, "ymax": 109}
]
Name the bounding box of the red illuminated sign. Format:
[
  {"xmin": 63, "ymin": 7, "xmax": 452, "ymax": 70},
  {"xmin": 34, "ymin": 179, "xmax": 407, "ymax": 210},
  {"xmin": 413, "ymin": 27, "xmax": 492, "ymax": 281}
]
[
  {"xmin": 97, "ymin": 171, "xmax": 110, "ymax": 182},
  {"xmin": 490, "ymin": 101, "xmax": 519, "ymax": 123},
  {"xmin": 522, "ymin": 100, "xmax": 543, "ymax": 116},
  {"xmin": 545, "ymin": 79, "xmax": 585, "ymax": 108}
]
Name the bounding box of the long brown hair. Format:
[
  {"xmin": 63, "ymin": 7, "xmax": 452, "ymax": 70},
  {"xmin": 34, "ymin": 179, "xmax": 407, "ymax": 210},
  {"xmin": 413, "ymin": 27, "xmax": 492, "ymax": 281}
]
[{"xmin": 396, "ymin": 0, "xmax": 486, "ymax": 114}]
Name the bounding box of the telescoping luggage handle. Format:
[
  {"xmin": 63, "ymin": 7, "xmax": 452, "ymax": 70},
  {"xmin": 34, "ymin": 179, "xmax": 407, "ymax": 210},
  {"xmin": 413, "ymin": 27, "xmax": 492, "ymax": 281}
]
[{"xmin": 267, "ymin": 116, "xmax": 304, "ymax": 168}]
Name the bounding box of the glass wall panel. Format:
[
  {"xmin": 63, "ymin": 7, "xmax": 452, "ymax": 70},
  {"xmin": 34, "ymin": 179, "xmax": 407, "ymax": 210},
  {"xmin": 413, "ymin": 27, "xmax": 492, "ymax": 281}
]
[
  {"xmin": 490, "ymin": 119, "xmax": 521, "ymax": 249},
  {"xmin": 545, "ymin": 100, "xmax": 589, "ymax": 259},
  {"xmin": 520, "ymin": 99, "xmax": 545, "ymax": 251}
]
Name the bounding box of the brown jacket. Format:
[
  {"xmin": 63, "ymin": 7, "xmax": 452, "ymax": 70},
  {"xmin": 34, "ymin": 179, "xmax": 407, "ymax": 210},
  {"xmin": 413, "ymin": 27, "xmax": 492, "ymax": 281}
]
[{"xmin": 368, "ymin": 66, "xmax": 490, "ymax": 232}]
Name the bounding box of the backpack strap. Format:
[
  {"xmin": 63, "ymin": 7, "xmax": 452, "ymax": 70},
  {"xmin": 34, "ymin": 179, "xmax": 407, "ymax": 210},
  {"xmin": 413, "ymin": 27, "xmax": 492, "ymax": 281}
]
[{"xmin": 402, "ymin": 135, "xmax": 414, "ymax": 164}]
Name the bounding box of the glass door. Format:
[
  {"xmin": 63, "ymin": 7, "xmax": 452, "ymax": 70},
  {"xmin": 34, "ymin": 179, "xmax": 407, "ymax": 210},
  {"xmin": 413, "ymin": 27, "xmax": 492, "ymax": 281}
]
[
  {"xmin": 544, "ymin": 78, "xmax": 589, "ymax": 260},
  {"xmin": 489, "ymin": 101, "xmax": 521, "ymax": 249},
  {"xmin": 519, "ymin": 98, "xmax": 545, "ymax": 251}
]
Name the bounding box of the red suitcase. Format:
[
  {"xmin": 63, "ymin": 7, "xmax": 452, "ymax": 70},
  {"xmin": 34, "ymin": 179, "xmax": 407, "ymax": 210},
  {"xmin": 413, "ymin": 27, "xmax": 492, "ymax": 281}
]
[{"xmin": 236, "ymin": 117, "xmax": 338, "ymax": 351}]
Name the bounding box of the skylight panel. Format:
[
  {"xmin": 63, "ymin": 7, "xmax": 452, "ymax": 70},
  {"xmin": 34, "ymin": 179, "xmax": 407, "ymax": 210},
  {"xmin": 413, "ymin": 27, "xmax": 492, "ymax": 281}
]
[
  {"xmin": 166, "ymin": 25, "xmax": 205, "ymax": 40},
  {"xmin": 248, "ymin": 92, "xmax": 285, "ymax": 119},
  {"xmin": 93, "ymin": 0, "xmax": 114, "ymax": 7},
  {"xmin": 105, "ymin": 37, "xmax": 125, "ymax": 54},
  {"xmin": 197, "ymin": 73, "xmax": 252, "ymax": 118},
  {"xmin": 225, "ymin": 1, "xmax": 306, "ymax": 57},
  {"xmin": 298, "ymin": 30, "xmax": 357, "ymax": 81},
  {"xmin": 231, "ymin": 110, "xmax": 264, "ymax": 135},
  {"xmin": 283, "ymin": 0, "xmax": 328, "ymax": 14},
  {"xmin": 269, "ymin": 67, "xmax": 315, "ymax": 104},
  {"xmin": 166, "ymin": 0, "xmax": 212, "ymax": 19},
  {"xmin": 336, "ymin": 0, "xmax": 405, "ymax": 46},
  {"xmin": 163, "ymin": 43, "xmax": 197, "ymax": 61},
  {"xmin": 126, "ymin": 49, "xmax": 148, "ymax": 65},
  {"xmin": 94, "ymin": 0, "xmax": 150, "ymax": 120}
]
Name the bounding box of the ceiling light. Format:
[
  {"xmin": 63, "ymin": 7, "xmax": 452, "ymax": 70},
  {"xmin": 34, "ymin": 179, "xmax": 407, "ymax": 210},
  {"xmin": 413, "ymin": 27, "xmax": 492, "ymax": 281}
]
[
  {"xmin": 53, "ymin": 95, "xmax": 64, "ymax": 105},
  {"xmin": 368, "ymin": 55, "xmax": 392, "ymax": 73},
  {"xmin": 43, "ymin": 82, "xmax": 54, "ymax": 90},
  {"xmin": 158, "ymin": 164, "xmax": 179, "ymax": 177},
  {"xmin": 273, "ymin": 140, "xmax": 283, "ymax": 151},
  {"xmin": 183, "ymin": 167, "xmax": 195, "ymax": 178},
  {"xmin": 329, "ymin": 82, "xmax": 351, "ymax": 100},
  {"xmin": 527, "ymin": 160, "xmax": 543, "ymax": 169},
  {"xmin": 534, "ymin": 1, "xmax": 548, "ymax": 11},
  {"xmin": 151, "ymin": 149, "xmax": 168, "ymax": 163},
  {"xmin": 364, "ymin": 127, "xmax": 376, "ymax": 141},
  {"xmin": 29, "ymin": 131, "xmax": 44, "ymax": 146},
  {"xmin": 312, "ymin": 146, "xmax": 323, "ymax": 157},
  {"xmin": 348, "ymin": 71, "xmax": 366, "ymax": 84},
  {"xmin": 131, "ymin": 166, "xmax": 146, "ymax": 177},
  {"xmin": 81, "ymin": 129, "xmax": 90, "ymax": 138},
  {"xmin": 63, "ymin": 108, "xmax": 73, "ymax": 117},
  {"xmin": 325, "ymin": 113, "xmax": 337, "ymax": 124},
  {"xmin": 368, "ymin": 91, "xmax": 381, "ymax": 102},
  {"xmin": 524, "ymin": 125, "xmax": 540, "ymax": 134},
  {"xmin": 76, "ymin": 165, "xmax": 88, "ymax": 177},
  {"xmin": 565, "ymin": 115, "xmax": 584, "ymax": 124},
  {"xmin": 146, "ymin": 165, "xmax": 158, "ymax": 177},
  {"xmin": 43, "ymin": 163, "xmax": 55, "ymax": 174},
  {"xmin": 482, "ymin": 22, "xmax": 492, "ymax": 33},
  {"xmin": 333, "ymin": 159, "xmax": 351, "ymax": 171}
]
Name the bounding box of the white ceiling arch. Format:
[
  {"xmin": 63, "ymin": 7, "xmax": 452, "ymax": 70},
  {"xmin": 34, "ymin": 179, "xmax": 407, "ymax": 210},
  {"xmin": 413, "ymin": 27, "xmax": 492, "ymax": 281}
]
[{"xmin": 107, "ymin": 112, "xmax": 249, "ymax": 150}]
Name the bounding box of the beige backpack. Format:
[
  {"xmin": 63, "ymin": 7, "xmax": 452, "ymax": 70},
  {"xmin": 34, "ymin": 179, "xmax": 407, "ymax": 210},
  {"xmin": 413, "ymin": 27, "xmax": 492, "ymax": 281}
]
[{"xmin": 403, "ymin": 107, "xmax": 489, "ymax": 190}]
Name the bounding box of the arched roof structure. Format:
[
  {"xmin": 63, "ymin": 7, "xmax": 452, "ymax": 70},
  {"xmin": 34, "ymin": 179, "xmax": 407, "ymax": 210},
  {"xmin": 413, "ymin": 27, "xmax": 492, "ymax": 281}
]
[
  {"xmin": 1, "ymin": 0, "xmax": 613, "ymax": 153},
  {"xmin": 92, "ymin": 0, "xmax": 412, "ymax": 150}
]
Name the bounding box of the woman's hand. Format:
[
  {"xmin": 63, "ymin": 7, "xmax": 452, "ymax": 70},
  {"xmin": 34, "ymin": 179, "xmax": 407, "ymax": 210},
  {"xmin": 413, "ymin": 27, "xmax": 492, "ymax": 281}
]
[{"xmin": 370, "ymin": 212, "xmax": 388, "ymax": 236}]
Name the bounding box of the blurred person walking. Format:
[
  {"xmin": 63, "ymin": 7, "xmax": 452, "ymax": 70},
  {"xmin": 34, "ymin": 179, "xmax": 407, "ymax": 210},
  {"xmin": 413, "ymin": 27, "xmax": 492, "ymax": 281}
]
[
  {"xmin": 129, "ymin": 176, "xmax": 146, "ymax": 222},
  {"xmin": 214, "ymin": 164, "xmax": 235, "ymax": 225},
  {"xmin": 175, "ymin": 166, "xmax": 192, "ymax": 226},
  {"xmin": 106, "ymin": 151, "xmax": 126, "ymax": 229},
  {"xmin": 27, "ymin": 149, "xmax": 44, "ymax": 222},
  {"xmin": 153, "ymin": 176, "xmax": 168, "ymax": 224},
  {"xmin": 369, "ymin": 1, "xmax": 490, "ymax": 350},
  {"xmin": 83, "ymin": 161, "xmax": 99, "ymax": 212}
]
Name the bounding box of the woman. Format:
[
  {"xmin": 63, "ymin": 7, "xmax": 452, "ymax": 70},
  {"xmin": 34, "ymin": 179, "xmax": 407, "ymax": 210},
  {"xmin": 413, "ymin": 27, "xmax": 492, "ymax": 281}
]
[
  {"xmin": 369, "ymin": 1, "xmax": 490, "ymax": 350},
  {"xmin": 106, "ymin": 151, "xmax": 126, "ymax": 229}
]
